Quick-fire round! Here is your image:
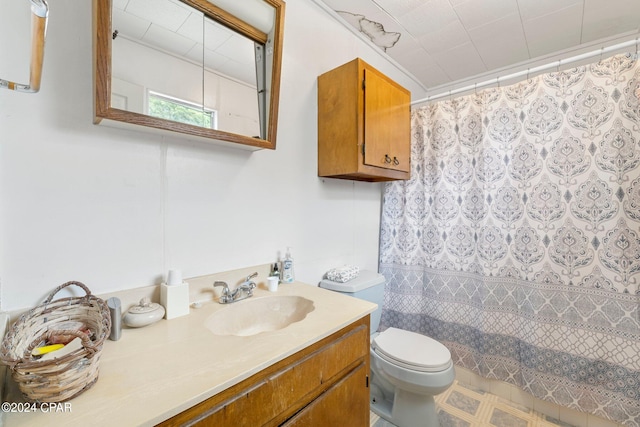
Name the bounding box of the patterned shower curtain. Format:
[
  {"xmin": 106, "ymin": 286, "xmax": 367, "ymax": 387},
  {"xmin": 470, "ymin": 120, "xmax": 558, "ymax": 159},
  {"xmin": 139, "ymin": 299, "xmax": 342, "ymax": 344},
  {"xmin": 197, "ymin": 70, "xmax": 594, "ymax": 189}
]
[{"xmin": 379, "ymin": 53, "xmax": 640, "ymax": 427}]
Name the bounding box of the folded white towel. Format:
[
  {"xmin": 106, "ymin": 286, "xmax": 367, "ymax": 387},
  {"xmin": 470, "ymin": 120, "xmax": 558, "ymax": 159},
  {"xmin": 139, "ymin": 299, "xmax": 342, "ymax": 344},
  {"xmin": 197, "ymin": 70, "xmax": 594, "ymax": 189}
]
[{"xmin": 325, "ymin": 265, "xmax": 360, "ymax": 283}]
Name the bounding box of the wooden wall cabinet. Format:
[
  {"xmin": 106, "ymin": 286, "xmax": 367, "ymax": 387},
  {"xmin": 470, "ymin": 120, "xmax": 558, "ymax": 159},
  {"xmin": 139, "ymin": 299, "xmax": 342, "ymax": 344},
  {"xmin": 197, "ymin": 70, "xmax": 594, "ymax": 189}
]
[
  {"xmin": 158, "ymin": 316, "xmax": 370, "ymax": 426},
  {"xmin": 318, "ymin": 58, "xmax": 411, "ymax": 182}
]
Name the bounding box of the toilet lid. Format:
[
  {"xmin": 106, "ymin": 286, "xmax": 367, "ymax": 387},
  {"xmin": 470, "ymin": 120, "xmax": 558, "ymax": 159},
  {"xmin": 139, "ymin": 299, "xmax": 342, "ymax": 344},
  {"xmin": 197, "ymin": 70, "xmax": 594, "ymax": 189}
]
[{"xmin": 372, "ymin": 327, "xmax": 452, "ymax": 372}]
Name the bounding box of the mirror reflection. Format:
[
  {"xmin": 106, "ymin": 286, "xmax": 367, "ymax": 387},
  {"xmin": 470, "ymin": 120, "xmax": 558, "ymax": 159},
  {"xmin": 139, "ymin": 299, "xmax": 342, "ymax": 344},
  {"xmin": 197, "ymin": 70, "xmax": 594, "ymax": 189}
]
[
  {"xmin": 94, "ymin": 0, "xmax": 285, "ymax": 150},
  {"xmin": 112, "ymin": 0, "xmax": 262, "ymax": 137}
]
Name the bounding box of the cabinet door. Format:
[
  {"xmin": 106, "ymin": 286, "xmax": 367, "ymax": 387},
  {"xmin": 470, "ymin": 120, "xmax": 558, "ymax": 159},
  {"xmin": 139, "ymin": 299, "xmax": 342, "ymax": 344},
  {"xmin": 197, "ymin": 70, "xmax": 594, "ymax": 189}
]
[
  {"xmin": 281, "ymin": 363, "xmax": 369, "ymax": 427},
  {"xmin": 363, "ymin": 67, "xmax": 410, "ymax": 173}
]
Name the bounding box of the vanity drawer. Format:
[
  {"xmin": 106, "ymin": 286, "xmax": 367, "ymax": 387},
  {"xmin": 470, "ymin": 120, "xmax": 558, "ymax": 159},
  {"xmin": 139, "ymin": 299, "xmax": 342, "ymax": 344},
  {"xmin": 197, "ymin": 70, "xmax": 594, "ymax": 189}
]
[
  {"xmin": 281, "ymin": 362, "xmax": 369, "ymax": 427},
  {"xmin": 159, "ymin": 315, "xmax": 370, "ymax": 426}
]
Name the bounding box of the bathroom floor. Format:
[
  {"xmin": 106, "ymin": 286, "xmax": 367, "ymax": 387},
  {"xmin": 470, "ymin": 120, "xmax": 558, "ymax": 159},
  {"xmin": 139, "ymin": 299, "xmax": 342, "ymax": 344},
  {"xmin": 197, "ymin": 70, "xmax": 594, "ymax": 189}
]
[{"xmin": 370, "ymin": 380, "xmax": 576, "ymax": 427}]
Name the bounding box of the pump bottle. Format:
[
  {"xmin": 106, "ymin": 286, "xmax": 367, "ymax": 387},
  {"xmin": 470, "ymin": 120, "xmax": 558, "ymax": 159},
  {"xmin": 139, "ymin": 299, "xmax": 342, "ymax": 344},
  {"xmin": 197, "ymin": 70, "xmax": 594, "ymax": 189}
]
[{"xmin": 282, "ymin": 247, "xmax": 295, "ymax": 283}]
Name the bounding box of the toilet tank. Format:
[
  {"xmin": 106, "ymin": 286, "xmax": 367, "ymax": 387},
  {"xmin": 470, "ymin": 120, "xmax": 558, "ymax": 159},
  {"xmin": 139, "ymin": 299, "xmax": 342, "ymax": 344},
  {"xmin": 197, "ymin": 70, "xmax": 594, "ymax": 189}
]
[{"xmin": 319, "ymin": 270, "xmax": 386, "ymax": 333}]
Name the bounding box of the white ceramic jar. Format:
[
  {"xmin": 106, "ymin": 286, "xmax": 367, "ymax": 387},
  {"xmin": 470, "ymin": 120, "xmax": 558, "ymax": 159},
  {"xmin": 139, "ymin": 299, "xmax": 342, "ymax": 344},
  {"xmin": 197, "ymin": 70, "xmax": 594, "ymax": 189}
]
[{"xmin": 123, "ymin": 297, "xmax": 165, "ymax": 328}]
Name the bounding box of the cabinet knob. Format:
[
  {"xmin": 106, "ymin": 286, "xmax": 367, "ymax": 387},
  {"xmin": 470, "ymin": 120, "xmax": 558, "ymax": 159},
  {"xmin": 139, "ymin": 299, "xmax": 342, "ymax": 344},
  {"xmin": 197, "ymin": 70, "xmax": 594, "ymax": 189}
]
[
  {"xmin": 393, "ymin": 157, "xmax": 400, "ymax": 165},
  {"xmin": 384, "ymin": 154, "xmax": 392, "ymax": 164}
]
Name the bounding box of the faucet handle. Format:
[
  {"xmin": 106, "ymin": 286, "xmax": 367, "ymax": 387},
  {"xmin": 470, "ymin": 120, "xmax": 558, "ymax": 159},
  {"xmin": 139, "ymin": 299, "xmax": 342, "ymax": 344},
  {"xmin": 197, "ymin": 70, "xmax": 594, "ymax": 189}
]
[
  {"xmin": 214, "ymin": 281, "xmax": 230, "ymax": 294},
  {"xmin": 214, "ymin": 281, "xmax": 231, "ymax": 303},
  {"xmin": 241, "ymin": 273, "xmax": 257, "ymax": 297}
]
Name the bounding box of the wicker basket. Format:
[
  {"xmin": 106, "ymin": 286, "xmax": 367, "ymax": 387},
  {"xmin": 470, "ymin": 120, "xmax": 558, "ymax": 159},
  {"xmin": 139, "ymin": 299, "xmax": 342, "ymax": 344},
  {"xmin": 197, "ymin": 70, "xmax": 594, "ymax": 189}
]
[{"xmin": 0, "ymin": 281, "xmax": 111, "ymax": 403}]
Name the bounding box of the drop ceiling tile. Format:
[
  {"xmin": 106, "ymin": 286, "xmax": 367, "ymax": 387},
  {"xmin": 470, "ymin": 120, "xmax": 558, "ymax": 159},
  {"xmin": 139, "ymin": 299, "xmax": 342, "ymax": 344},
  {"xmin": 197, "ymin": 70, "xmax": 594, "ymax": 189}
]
[
  {"xmin": 468, "ymin": 13, "xmax": 529, "ymax": 69},
  {"xmin": 203, "ymin": 20, "xmax": 234, "ymax": 51},
  {"xmin": 324, "ymin": 0, "xmax": 407, "ymax": 54},
  {"xmin": 388, "ymin": 44, "xmax": 435, "ymax": 70},
  {"xmin": 412, "ymin": 62, "xmax": 451, "ymax": 88},
  {"xmin": 322, "ymin": 0, "xmax": 386, "ymax": 17},
  {"xmin": 523, "ymin": 4, "xmax": 583, "ymax": 57},
  {"xmin": 388, "ymin": 44, "xmax": 448, "ymax": 88},
  {"xmin": 386, "ymin": 31, "xmax": 422, "ymax": 60},
  {"xmin": 335, "ymin": 10, "xmax": 366, "ymax": 29},
  {"xmin": 361, "ymin": 8, "xmax": 405, "ymax": 35},
  {"xmin": 517, "ymin": 0, "xmax": 583, "ymax": 21},
  {"xmin": 210, "ymin": 55, "xmax": 255, "ymax": 85},
  {"xmin": 337, "ymin": 8, "xmax": 405, "ymax": 53},
  {"xmin": 142, "ymin": 23, "xmax": 197, "ymax": 56},
  {"xmin": 125, "ymin": 0, "xmax": 191, "ymax": 32},
  {"xmin": 112, "ymin": 7, "xmax": 150, "ymax": 40},
  {"xmin": 582, "ymin": 0, "xmax": 640, "ymax": 42},
  {"xmin": 453, "ymin": 0, "xmax": 519, "ymax": 30},
  {"xmin": 431, "ymin": 42, "xmax": 486, "ymax": 81},
  {"xmin": 177, "ymin": 12, "xmax": 205, "ymax": 44},
  {"xmin": 417, "ymin": 19, "xmax": 471, "ymax": 55},
  {"xmin": 213, "ymin": 34, "xmax": 255, "ymax": 67},
  {"xmin": 202, "ymin": 47, "xmax": 229, "ymax": 72},
  {"xmin": 397, "ymin": 0, "xmax": 459, "ymax": 38},
  {"xmin": 184, "ymin": 43, "xmax": 204, "ymax": 64},
  {"xmin": 372, "ymin": 0, "xmax": 431, "ymax": 18}
]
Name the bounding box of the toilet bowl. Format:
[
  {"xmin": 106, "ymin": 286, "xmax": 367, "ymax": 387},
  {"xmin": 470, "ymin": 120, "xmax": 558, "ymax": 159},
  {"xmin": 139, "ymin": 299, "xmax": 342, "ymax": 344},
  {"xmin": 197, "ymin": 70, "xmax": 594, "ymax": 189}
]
[
  {"xmin": 370, "ymin": 327, "xmax": 455, "ymax": 426},
  {"xmin": 319, "ymin": 271, "xmax": 455, "ymax": 427}
]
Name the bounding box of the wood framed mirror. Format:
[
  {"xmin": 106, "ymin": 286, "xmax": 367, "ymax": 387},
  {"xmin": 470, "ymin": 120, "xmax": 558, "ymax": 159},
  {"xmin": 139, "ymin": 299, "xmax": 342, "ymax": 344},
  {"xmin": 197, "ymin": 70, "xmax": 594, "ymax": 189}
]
[{"xmin": 93, "ymin": 0, "xmax": 285, "ymax": 150}]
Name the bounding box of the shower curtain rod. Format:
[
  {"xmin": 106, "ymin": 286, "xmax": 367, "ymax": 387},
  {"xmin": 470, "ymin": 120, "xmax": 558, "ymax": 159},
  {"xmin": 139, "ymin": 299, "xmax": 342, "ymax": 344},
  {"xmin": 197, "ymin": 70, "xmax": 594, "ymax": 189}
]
[{"xmin": 411, "ymin": 38, "xmax": 639, "ymax": 106}]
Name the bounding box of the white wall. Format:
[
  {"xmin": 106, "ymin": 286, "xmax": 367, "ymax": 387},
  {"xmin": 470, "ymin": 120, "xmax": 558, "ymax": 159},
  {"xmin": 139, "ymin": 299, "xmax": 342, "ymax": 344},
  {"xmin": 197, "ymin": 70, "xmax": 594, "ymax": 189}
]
[{"xmin": 0, "ymin": 0, "xmax": 423, "ymax": 311}]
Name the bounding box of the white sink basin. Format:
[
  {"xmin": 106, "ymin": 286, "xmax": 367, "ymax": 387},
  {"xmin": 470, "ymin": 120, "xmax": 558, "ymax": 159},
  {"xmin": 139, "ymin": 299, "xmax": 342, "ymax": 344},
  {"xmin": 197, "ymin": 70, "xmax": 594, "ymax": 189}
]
[{"xmin": 205, "ymin": 296, "xmax": 315, "ymax": 336}]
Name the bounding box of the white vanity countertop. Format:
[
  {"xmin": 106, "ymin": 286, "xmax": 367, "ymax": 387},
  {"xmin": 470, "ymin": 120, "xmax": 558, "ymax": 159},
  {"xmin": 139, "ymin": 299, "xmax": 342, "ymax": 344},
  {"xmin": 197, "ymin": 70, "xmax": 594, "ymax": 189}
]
[{"xmin": 3, "ymin": 281, "xmax": 376, "ymax": 426}]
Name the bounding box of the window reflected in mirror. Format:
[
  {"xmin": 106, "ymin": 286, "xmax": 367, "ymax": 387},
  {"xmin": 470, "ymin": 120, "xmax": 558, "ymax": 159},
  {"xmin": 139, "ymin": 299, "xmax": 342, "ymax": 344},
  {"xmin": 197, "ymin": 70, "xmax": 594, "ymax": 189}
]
[{"xmin": 148, "ymin": 91, "xmax": 217, "ymax": 129}]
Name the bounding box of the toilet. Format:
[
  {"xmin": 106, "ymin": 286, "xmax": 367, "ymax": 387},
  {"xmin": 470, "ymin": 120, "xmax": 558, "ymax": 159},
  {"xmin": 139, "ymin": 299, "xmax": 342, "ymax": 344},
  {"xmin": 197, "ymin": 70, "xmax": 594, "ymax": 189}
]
[{"xmin": 319, "ymin": 270, "xmax": 455, "ymax": 427}]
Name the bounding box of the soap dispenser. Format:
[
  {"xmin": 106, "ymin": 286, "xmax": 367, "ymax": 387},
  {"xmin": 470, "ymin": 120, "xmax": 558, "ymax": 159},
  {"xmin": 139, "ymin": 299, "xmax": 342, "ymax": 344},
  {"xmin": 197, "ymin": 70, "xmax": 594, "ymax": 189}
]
[{"xmin": 282, "ymin": 247, "xmax": 295, "ymax": 283}]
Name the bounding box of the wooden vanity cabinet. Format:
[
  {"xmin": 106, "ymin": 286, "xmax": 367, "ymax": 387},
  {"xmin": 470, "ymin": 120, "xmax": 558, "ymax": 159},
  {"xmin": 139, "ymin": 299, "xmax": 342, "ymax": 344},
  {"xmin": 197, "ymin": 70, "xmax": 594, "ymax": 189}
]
[
  {"xmin": 158, "ymin": 315, "xmax": 370, "ymax": 427},
  {"xmin": 318, "ymin": 58, "xmax": 411, "ymax": 182}
]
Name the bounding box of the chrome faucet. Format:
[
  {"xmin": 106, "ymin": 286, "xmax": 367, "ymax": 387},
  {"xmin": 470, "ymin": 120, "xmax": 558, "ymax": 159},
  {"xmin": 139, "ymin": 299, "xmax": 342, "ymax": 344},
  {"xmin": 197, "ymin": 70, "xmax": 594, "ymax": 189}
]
[{"xmin": 214, "ymin": 272, "xmax": 258, "ymax": 304}]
